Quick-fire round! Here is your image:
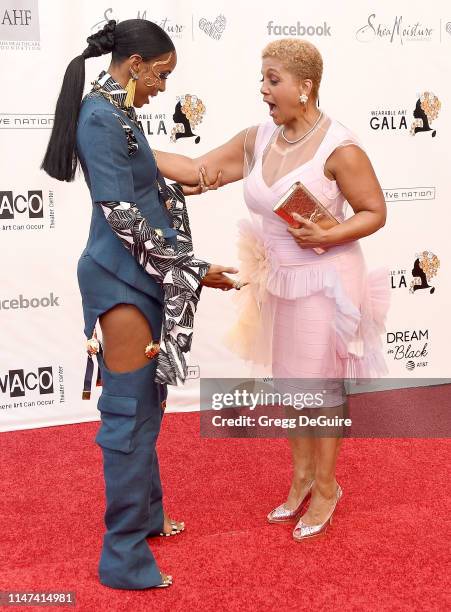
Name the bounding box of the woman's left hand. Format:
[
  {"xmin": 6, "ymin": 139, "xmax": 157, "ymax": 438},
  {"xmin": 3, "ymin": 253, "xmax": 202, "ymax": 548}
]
[
  {"xmin": 287, "ymin": 212, "xmax": 329, "ymax": 249},
  {"xmin": 181, "ymin": 167, "xmax": 222, "ymax": 196}
]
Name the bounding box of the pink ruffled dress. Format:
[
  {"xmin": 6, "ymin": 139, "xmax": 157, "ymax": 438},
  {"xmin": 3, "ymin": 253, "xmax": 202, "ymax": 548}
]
[{"xmin": 225, "ymin": 114, "xmax": 391, "ymax": 401}]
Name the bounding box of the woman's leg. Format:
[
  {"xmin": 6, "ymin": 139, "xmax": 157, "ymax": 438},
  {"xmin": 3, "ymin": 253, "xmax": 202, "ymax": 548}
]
[
  {"xmin": 95, "ymin": 303, "xmax": 167, "ymax": 589},
  {"xmin": 100, "ymin": 303, "xmax": 154, "ymax": 372},
  {"xmin": 272, "ymin": 293, "xmax": 337, "ymax": 509},
  {"xmin": 300, "ymin": 397, "xmax": 346, "ymax": 525},
  {"xmin": 285, "ymin": 436, "xmax": 315, "ymax": 508}
]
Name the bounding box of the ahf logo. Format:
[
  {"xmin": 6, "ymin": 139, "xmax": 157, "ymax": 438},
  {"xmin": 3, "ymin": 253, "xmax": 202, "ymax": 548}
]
[
  {"xmin": 0, "ymin": 367, "xmax": 53, "ymax": 398},
  {"xmin": 0, "ymin": 191, "xmax": 43, "ymax": 219},
  {"xmin": 0, "ymin": 0, "xmax": 41, "ymax": 49}
]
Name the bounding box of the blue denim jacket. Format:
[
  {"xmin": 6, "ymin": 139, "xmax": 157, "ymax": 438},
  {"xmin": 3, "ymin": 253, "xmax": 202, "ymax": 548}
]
[{"xmin": 76, "ymin": 94, "xmax": 178, "ymax": 306}]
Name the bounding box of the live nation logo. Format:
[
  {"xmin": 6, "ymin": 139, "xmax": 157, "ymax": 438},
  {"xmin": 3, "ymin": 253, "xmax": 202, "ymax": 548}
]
[
  {"xmin": 0, "ymin": 365, "xmax": 65, "ymax": 410},
  {"xmin": 0, "ymin": 113, "xmax": 53, "ymax": 129},
  {"xmin": 0, "ymin": 0, "xmax": 40, "ymax": 50},
  {"xmin": 383, "ymin": 187, "xmax": 436, "ymax": 203},
  {"xmin": 390, "ymin": 251, "xmax": 440, "ymax": 295},
  {"xmin": 386, "ymin": 329, "xmax": 429, "ymax": 371},
  {"xmin": 0, "ymin": 189, "xmax": 55, "ymax": 232},
  {"xmin": 368, "ymin": 91, "xmax": 441, "ymax": 136}
]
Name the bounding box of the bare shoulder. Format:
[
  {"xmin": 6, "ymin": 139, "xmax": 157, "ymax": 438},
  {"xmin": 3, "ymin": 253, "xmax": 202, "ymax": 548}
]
[{"xmin": 325, "ymin": 119, "xmax": 371, "ymax": 175}]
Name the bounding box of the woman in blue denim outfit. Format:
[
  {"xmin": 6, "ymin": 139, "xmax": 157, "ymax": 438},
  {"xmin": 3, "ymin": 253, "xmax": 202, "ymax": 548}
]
[{"xmin": 42, "ymin": 19, "xmax": 237, "ymax": 589}]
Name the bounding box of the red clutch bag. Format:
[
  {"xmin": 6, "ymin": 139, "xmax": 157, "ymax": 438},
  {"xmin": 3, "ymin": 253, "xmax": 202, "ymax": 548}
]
[{"xmin": 273, "ymin": 181, "xmax": 339, "ymax": 254}]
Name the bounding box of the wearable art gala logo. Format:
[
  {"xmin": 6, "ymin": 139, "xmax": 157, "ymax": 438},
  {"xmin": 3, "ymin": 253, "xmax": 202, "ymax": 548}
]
[
  {"xmin": 134, "ymin": 111, "xmax": 168, "ymax": 139},
  {"xmin": 390, "ymin": 251, "xmax": 440, "ymax": 294},
  {"xmin": 170, "ymin": 95, "xmax": 206, "ymax": 144},
  {"xmin": 369, "ymin": 91, "xmax": 441, "ymax": 137}
]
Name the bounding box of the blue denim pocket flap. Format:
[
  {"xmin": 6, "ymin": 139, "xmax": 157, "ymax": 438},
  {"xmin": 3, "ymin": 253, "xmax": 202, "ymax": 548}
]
[{"xmin": 95, "ymin": 394, "xmax": 138, "ymax": 453}]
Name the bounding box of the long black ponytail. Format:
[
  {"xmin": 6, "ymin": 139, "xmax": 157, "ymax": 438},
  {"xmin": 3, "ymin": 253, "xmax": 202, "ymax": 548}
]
[{"xmin": 42, "ymin": 19, "xmax": 175, "ymax": 182}]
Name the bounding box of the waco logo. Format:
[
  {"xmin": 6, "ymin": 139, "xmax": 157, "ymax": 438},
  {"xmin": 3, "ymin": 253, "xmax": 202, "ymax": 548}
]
[
  {"xmin": 0, "ymin": 367, "xmax": 54, "ymax": 398},
  {"xmin": 0, "ymin": 191, "xmax": 44, "ymax": 219}
]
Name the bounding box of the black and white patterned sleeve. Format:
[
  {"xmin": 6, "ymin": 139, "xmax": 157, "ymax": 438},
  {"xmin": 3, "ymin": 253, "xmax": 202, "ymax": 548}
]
[{"xmin": 99, "ymin": 197, "xmax": 211, "ymax": 386}]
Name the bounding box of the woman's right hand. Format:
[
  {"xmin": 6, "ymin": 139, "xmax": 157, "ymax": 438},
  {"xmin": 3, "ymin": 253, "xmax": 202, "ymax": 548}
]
[
  {"xmin": 202, "ymin": 264, "xmax": 241, "ymax": 291},
  {"xmin": 181, "ymin": 167, "xmax": 223, "ymax": 196}
]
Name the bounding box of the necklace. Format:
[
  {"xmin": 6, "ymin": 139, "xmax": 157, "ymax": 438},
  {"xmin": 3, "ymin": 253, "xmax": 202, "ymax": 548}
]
[{"xmin": 281, "ymin": 110, "xmax": 323, "ymax": 144}]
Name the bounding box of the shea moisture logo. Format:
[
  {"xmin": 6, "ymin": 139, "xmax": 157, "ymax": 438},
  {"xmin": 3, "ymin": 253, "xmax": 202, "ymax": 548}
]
[
  {"xmin": 91, "ymin": 8, "xmax": 185, "ymax": 38},
  {"xmin": 356, "ymin": 14, "xmax": 434, "ymax": 44}
]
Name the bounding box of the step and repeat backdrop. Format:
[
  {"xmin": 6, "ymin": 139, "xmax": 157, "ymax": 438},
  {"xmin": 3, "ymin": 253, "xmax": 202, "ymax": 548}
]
[{"xmin": 1, "ymin": 0, "xmax": 450, "ymax": 430}]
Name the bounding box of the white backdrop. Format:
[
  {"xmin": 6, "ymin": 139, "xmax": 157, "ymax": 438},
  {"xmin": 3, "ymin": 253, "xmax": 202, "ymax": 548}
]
[{"xmin": 1, "ymin": 0, "xmax": 450, "ymax": 431}]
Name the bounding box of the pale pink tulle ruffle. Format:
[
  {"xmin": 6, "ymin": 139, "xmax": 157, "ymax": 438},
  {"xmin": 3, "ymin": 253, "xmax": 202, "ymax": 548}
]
[{"xmin": 224, "ymin": 219, "xmax": 391, "ymax": 381}]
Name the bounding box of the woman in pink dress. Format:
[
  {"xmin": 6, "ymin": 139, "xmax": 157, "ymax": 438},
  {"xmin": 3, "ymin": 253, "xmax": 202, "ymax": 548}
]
[{"xmin": 155, "ymin": 39, "xmax": 389, "ymax": 540}]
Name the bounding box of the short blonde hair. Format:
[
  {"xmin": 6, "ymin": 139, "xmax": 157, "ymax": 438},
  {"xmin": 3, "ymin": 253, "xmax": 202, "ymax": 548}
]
[{"xmin": 262, "ymin": 39, "xmax": 323, "ymax": 98}]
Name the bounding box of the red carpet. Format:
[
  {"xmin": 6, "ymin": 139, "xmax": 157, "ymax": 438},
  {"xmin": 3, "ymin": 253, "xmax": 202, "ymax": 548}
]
[{"xmin": 0, "ymin": 389, "xmax": 450, "ymax": 611}]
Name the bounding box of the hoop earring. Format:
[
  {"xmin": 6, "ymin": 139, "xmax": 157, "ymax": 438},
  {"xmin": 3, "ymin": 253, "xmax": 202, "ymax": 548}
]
[
  {"xmin": 125, "ymin": 70, "xmax": 139, "ymax": 107},
  {"xmin": 299, "ymin": 93, "xmax": 308, "ymax": 105}
]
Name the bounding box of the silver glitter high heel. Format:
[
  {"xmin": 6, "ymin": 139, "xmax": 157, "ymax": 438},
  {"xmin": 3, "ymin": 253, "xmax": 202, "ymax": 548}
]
[
  {"xmin": 267, "ymin": 480, "xmax": 314, "ymax": 524},
  {"xmin": 292, "ymin": 483, "xmax": 343, "ymax": 541}
]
